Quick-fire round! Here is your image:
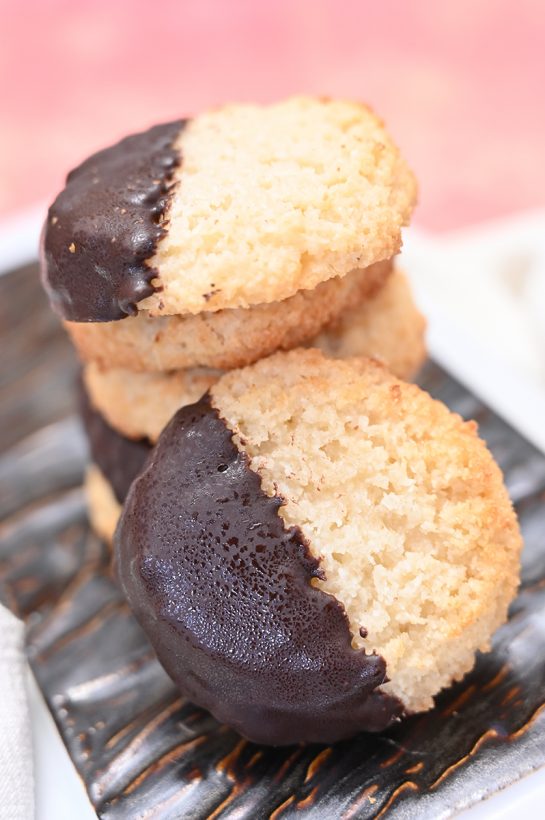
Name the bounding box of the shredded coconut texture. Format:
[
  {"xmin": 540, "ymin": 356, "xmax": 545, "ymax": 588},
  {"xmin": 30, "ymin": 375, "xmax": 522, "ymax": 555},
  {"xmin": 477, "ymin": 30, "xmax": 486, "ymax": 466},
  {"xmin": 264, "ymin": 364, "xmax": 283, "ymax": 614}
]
[
  {"xmin": 82, "ymin": 268, "xmax": 426, "ymax": 442},
  {"xmin": 314, "ymin": 268, "xmax": 426, "ymax": 379},
  {"xmin": 140, "ymin": 97, "xmax": 417, "ymax": 315},
  {"xmin": 67, "ymin": 260, "xmax": 389, "ymax": 372},
  {"xmin": 211, "ymin": 350, "xmax": 522, "ymax": 712}
]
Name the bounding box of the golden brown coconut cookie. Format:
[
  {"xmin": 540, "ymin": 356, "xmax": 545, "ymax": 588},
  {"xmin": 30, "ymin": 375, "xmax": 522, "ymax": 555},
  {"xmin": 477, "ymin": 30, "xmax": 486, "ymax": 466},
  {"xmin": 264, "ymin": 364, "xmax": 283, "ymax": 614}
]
[
  {"xmin": 82, "ymin": 268, "xmax": 426, "ymax": 442},
  {"xmin": 42, "ymin": 97, "xmax": 416, "ymax": 323},
  {"xmin": 115, "ymin": 349, "xmax": 521, "ymax": 745},
  {"xmin": 85, "ymin": 466, "xmax": 121, "ymax": 544},
  {"xmin": 142, "ymin": 99, "xmax": 416, "ymax": 316},
  {"xmin": 66, "ymin": 261, "xmax": 389, "ymax": 372},
  {"xmin": 314, "ymin": 269, "xmax": 427, "ymax": 378}
]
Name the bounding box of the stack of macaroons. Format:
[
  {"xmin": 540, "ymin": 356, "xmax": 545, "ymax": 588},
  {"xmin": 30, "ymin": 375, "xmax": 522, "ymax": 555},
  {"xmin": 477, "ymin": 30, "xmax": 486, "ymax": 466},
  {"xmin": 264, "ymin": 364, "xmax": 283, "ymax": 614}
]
[
  {"xmin": 40, "ymin": 96, "xmax": 522, "ymax": 746},
  {"xmin": 40, "ymin": 96, "xmax": 424, "ymax": 541}
]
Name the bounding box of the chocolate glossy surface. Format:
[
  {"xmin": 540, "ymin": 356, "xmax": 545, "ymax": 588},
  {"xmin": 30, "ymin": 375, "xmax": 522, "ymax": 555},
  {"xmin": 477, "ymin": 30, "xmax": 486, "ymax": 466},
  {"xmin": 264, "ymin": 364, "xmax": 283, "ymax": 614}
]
[
  {"xmin": 79, "ymin": 384, "xmax": 151, "ymax": 503},
  {"xmin": 116, "ymin": 396, "xmax": 402, "ymax": 745},
  {"xmin": 41, "ymin": 120, "xmax": 185, "ymax": 322}
]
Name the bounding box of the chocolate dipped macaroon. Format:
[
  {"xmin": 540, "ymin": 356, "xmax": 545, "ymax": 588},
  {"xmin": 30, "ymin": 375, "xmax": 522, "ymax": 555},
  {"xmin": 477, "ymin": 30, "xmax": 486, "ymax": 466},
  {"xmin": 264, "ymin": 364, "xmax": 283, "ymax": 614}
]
[
  {"xmin": 41, "ymin": 96, "xmax": 416, "ymax": 371},
  {"xmin": 115, "ymin": 350, "xmax": 522, "ymax": 745}
]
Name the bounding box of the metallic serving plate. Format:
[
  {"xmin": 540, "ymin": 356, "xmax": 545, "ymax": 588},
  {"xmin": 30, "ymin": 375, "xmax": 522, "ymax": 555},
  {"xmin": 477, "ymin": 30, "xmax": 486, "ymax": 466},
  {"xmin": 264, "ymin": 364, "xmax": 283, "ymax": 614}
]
[{"xmin": 1, "ymin": 264, "xmax": 545, "ymax": 819}]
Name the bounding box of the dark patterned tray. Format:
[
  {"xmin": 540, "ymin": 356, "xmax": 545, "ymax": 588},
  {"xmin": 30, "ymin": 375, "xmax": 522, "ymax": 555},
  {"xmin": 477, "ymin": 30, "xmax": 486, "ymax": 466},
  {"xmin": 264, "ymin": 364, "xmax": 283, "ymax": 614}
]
[{"xmin": 1, "ymin": 263, "xmax": 545, "ymax": 819}]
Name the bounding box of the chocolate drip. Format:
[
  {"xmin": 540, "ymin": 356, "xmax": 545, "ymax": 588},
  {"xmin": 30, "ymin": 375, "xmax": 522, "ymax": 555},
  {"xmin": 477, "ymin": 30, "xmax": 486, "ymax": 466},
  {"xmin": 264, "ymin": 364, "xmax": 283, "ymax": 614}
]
[
  {"xmin": 41, "ymin": 120, "xmax": 186, "ymax": 322},
  {"xmin": 79, "ymin": 385, "xmax": 152, "ymax": 503},
  {"xmin": 115, "ymin": 396, "xmax": 403, "ymax": 745}
]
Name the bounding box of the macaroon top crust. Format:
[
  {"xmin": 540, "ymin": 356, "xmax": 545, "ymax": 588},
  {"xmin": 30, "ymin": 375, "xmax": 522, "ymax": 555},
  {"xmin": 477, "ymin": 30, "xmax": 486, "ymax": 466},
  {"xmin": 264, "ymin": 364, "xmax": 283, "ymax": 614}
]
[
  {"xmin": 210, "ymin": 350, "xmax": 522, "ymax": 712},
  {"xmin": 42, "ymin": 97, "xmax": 416, "ymax": 321}
]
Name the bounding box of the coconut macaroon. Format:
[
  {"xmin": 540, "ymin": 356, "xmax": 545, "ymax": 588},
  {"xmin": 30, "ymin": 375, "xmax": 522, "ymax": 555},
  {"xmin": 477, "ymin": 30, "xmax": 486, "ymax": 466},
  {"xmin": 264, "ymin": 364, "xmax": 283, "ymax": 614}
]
[
  {"xmin": 64, "ymin": 260, "xmax": 389, "ymax": 372},
  {"xmin": 41, "ymin": 97, "xmax": 416, "ymax": 329},
  {"xmin": 83, "ymin": 268, "xmax": 426, "ymax": 447},
  {"xmin": 141, "ymin": 99, "xmax": 416, "ymax": 316},
  {"xmin": 115, "ymin": 350, "xmax": 521, "ymax": 745}
]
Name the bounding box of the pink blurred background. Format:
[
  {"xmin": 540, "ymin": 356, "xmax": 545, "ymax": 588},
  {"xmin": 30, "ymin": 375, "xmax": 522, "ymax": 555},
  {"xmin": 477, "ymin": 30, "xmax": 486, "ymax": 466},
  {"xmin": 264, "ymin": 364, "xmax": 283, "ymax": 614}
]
[{"xmin": 1, "ymin": 0, "xmax": 544, "ymax": 230}]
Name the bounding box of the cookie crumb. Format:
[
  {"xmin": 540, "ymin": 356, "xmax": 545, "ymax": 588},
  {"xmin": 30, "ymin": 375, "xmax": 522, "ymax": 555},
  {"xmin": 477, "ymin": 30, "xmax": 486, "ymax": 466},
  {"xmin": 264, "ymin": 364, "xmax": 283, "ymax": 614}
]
[{"xmin": 203, "ymin": 289, "xmax": 221, "ymax": 302}]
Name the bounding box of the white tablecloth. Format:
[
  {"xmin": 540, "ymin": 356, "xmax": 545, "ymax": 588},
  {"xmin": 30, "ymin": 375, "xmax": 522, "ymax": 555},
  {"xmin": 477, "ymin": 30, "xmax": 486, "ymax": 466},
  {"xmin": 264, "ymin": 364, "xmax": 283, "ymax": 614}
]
[{"xmin": 0, "ymin": 605, "xmax": 33, "ymax": 820}]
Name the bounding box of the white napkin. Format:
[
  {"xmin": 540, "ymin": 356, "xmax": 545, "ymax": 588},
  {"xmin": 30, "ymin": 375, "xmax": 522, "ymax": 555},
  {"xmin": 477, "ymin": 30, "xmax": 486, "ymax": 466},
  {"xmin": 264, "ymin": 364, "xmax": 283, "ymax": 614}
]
[
  {"xmin": 405, "ymin": 211, "xmax": 545, "ymax": 385},
  {"xmin": 0, "ymin": 604, "xmax": 34, "ymax": 820},
  {"xmin": 403, "ymin": 211, "xmax": 545, "ymax": 455}
]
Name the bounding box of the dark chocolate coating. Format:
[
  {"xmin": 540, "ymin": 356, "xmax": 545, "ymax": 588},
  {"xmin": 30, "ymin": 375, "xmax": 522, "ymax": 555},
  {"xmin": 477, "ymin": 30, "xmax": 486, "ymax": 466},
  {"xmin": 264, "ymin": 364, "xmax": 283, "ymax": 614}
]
[
  {"xmin": 115, "ymin": 396, "xmax": 403, "ymax": 746},
  {"xmin": 79, "ymin": 385, "xmax": 152, "ymax": 503},
  {"xmin": 41, "ymin": 120, "xmax": 186, "ymax": 322}
]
